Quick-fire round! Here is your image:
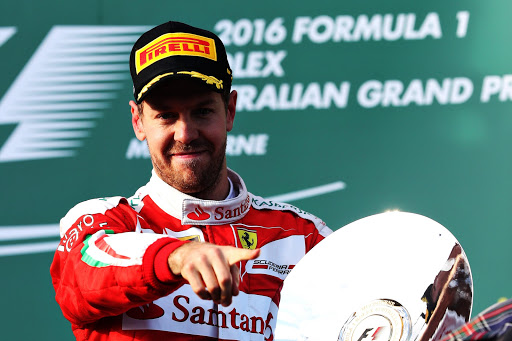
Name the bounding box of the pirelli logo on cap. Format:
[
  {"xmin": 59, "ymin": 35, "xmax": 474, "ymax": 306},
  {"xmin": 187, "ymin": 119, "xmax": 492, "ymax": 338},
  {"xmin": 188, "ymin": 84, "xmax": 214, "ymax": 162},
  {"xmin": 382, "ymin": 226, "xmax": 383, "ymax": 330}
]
[{"xmin": 135, "ymin": 33, "xmax": 217, "ymax": 74}]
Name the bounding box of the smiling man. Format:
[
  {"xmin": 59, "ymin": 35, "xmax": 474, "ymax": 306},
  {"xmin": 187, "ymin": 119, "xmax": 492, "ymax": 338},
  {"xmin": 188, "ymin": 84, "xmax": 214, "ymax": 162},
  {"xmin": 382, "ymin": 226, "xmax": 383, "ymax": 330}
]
[
  {"xmin": 51, "ymin": 21, "xmax": 332, "ymax": 340},
  {"xmin": 131, "ymin": 78, "xmax": 235, "ymax": 200}
]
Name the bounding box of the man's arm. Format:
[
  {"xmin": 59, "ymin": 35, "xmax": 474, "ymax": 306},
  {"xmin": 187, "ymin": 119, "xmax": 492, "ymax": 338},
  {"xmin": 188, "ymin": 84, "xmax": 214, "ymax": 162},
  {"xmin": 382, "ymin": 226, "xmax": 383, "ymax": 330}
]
[
  {"xmin": 51, "ymin": 197, "xmax": 189, "ymax": 325},
  {"xmin": 51, "ymin": 197, "xmax": 260, "ymax": 325}
]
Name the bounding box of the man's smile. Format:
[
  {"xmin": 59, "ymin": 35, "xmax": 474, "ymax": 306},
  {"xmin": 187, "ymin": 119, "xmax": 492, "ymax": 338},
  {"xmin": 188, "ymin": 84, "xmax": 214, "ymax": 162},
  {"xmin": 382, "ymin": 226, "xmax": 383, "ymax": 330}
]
[{"xmin": 171, "ymin": 150, "xmax": 206, "ymax": 159}]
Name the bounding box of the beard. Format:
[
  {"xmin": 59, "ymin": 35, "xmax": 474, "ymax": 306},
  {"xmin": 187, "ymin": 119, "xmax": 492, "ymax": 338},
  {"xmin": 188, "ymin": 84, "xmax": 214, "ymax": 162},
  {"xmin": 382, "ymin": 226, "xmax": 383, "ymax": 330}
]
[{"xmin": 150, "ymin": 138, "xmax": 227, "ymax": 196}]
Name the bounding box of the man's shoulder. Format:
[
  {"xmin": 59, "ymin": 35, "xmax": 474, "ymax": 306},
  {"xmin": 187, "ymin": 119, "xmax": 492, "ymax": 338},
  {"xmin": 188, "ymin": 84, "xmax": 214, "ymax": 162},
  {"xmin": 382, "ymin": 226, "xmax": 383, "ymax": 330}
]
[
  {"xmin": 59, "ymin": 196, "xmax": 133, "ymax": 236},
  {"xmin": 65, "ymin": 196, "xmax": 128, "ymax": 215},
  {"xmin": 249, "ymin": 193, "xmax": 317, "ymax": 219},
  {"xmin": 61, "ymin": 182, "xmax": 149, "ymax": 223},
  {"xmin": 249, "ymin": 193, "xmax": 332, "ymax": 237}
]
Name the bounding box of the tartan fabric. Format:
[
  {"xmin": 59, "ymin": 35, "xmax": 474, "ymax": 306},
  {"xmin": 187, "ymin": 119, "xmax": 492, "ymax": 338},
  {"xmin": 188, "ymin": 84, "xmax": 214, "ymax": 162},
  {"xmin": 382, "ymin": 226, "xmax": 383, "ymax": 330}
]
[{"xmin": 441, "ymin": 298, "xmax": 512, "ymax": 341}]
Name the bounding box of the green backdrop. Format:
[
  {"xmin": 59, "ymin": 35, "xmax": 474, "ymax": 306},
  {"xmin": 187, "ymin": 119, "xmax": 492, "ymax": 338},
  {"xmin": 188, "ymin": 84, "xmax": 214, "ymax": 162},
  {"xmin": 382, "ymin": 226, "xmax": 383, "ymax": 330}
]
[{"xmin": 0, "ymin": 0, "xmax": 510, "ymax": 339}]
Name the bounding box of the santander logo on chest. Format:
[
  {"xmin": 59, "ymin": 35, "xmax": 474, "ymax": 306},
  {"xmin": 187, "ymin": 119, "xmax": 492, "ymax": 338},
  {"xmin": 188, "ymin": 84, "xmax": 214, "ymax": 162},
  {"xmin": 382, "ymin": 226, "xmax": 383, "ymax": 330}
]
[
  {"xmin": 122, "ymin": 285, "xmax": 276, "ymax": 340},
  {"xmin": 182, "ymin": 194, "xmax": 251, "ymax": 225}
]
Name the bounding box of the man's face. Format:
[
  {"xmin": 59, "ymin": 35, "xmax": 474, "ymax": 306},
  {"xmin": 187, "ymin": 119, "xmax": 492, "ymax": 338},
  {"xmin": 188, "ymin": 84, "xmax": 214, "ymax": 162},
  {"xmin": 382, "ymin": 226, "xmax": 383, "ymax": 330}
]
[{"xmin": 130, "ymin": 79, "xmax": 236, "ymax": 198}]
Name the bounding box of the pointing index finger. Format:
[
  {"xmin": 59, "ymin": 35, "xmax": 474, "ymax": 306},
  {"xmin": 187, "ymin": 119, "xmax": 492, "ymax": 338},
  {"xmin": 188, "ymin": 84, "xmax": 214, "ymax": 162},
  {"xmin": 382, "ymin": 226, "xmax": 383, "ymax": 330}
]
[{"xmin": 226, "ymin": 248, "xmax": 260, "ymax": 265}]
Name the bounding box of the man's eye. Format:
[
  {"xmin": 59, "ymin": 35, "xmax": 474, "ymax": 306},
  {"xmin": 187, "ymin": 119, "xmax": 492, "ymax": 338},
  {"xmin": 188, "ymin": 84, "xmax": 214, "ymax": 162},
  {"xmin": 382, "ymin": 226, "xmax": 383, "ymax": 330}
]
[
  {"xmin": 195, "ymin": 108, "xmax": 213, "ymax": 116},
  {"xmin": 157, "ymin": 113, "xmax": 176, "ymax": 120}
]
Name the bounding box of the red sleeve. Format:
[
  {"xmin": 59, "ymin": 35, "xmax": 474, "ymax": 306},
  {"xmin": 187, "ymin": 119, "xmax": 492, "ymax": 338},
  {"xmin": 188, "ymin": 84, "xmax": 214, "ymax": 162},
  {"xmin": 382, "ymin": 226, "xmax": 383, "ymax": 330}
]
[{"xmin": 50, "ymin": 197, "xmax": 187, "ymax": 325}]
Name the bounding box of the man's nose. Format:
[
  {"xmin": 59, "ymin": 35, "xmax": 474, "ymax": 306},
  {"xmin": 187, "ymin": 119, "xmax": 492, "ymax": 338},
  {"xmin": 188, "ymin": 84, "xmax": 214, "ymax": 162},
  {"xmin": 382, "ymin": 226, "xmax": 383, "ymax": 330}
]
[{"xmin": 173, "ymin": 118, "xmax": 199, "ymax": 144}]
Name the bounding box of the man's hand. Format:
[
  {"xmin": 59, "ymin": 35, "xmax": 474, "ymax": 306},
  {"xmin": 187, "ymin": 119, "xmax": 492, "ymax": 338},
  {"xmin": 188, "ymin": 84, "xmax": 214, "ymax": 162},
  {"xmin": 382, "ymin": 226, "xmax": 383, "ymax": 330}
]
[{"xmin": 168, "ymin": 242, "xmax": 260, "ymax": 307}]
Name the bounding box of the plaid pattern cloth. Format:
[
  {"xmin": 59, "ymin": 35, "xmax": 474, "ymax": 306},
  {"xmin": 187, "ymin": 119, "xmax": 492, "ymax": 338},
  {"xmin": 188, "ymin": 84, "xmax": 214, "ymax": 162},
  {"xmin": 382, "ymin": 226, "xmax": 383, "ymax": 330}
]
[{"xmin": 441, "ymin": 298, "xmax": 512, "ymax": 341}]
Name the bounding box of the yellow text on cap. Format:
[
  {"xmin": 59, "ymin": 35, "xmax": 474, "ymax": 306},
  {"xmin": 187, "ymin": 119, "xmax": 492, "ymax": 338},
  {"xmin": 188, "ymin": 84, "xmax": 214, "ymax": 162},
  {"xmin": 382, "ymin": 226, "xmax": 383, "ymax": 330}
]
[{"xmin": 135, "ymin": 32, "xmax": 217, "ymax": 74}]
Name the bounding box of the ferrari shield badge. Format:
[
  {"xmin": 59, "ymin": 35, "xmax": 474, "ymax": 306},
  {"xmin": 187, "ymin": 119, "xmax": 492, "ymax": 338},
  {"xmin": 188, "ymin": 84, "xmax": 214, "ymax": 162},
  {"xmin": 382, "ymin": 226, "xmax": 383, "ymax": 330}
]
[{"xmin": 237, "ymin": 228, "xmax": 258, "ymax": 250}]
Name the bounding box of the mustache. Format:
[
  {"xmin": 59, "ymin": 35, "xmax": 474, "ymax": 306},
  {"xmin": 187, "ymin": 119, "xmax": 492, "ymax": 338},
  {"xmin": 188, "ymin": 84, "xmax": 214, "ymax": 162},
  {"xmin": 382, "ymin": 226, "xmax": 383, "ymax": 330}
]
[{"xmin": 167, "ymin": 140, "xmax": 214, "ymax": 154}]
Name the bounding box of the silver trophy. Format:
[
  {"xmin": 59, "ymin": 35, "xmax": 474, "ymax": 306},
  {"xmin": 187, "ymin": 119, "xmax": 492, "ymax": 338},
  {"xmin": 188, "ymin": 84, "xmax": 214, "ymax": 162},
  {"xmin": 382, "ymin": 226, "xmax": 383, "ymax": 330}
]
[{"xmin": 275, "ymin": 211, "xmax": 473, "ymax": 341}]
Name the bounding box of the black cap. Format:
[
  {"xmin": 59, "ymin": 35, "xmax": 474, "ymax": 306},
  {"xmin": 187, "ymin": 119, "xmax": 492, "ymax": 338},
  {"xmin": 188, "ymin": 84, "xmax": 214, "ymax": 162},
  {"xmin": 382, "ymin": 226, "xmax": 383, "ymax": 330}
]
[{"xmin": 129, "ymin": 21, "xmax": 232, "ymax": 104}]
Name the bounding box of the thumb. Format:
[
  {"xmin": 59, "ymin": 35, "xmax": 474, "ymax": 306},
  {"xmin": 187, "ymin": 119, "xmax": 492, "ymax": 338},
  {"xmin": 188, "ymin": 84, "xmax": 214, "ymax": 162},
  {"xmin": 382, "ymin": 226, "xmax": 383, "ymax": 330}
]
[{"xmin": 225, "ymin": 247, "xmax": 260, "ymax": 265}]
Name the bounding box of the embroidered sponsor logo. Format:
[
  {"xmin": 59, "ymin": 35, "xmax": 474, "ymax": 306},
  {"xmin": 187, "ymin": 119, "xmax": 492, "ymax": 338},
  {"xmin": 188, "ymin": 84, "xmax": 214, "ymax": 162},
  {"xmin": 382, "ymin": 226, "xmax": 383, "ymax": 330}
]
[
  {"xmin": 135, "ymin": 33, "xmax": 217, "ymax": 74},
  {"xmin": 214, "ymin": 195, "xmax": 251, "ymax": 221},
  {"xmin": 184, "ymin": 195, "xmax": 251, "ymax": 224},
  {"xmin": 252, "ymin": 259, "xmax": 295, "ymax": 275},
  {"xmin": 237, "ymin": 228, "xmax": 257, "ymax": 250},
  {"xmin": 186, "ymin": 206, "xmax": 210, "ymax": 221},
  {"xmin": 59, "ymin": 214, "xmax": 108, "ymax": 252},
  {"xmin": 123, "ymin": 286, "xmax": 277, "ymax": 339},
  {"xmin": 172, "ymin": 295, "xmax": 274, "ymax": 339}
]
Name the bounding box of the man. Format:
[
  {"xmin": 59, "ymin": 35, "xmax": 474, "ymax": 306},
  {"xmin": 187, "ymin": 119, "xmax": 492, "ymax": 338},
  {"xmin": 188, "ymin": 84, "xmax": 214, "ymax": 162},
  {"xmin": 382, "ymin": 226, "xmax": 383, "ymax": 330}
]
[{"xmin": 51, "ymin": 21, "xmax": 332, "ymax": 340}]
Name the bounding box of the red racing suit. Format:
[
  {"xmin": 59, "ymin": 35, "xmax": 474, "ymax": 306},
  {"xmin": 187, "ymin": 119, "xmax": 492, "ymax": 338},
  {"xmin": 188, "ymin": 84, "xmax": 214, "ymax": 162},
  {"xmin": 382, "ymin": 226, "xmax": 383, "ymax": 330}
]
[{"xmin": 50, "ymin": 169, "xmax": 332, "ymax": 340}]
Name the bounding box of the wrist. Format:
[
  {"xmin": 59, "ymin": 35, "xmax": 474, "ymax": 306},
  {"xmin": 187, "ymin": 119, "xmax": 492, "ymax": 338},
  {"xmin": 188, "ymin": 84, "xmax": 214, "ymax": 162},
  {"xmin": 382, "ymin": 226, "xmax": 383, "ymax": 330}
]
[{"xmin": 153, "ymin": 239, "xmax": 188, "ymax": 283}]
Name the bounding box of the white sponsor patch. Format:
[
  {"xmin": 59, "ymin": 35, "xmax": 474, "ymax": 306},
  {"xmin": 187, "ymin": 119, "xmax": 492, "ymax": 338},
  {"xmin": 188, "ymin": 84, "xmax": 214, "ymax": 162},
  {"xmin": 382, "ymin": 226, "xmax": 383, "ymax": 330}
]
[
  {"xmin": 246, "ymin": 235, "xmax": 305, "ymax": 280},
  {"xmin": 122, "ymin": 284, "xmax": 277, "ymax": 340}
]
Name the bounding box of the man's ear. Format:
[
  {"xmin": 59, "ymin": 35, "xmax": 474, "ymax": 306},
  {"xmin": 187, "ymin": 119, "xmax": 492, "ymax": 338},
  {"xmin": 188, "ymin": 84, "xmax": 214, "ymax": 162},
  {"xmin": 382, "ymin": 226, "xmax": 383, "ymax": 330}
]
[
  {"xmin": 130, "ymin": 100, "xmax": 146, "ymax": 141},
  {"xmin": 226, "ymin": 90, "xmax": 237, "ymax": 132}
]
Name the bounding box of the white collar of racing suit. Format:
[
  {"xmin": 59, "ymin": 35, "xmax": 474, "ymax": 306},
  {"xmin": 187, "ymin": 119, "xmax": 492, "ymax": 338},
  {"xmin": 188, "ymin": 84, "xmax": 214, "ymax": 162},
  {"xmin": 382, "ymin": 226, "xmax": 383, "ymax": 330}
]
[{"xmin": 146, "ymin": 168, "xmax": 252, "ymax": 225}]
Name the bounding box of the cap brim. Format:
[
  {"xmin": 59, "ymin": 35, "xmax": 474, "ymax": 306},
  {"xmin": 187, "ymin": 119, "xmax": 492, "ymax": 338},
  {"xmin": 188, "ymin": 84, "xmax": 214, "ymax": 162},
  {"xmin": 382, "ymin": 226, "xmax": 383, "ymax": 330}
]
[{"xmin": 136, "ymin": 70, "xmax": 225, "ymax": 104}]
